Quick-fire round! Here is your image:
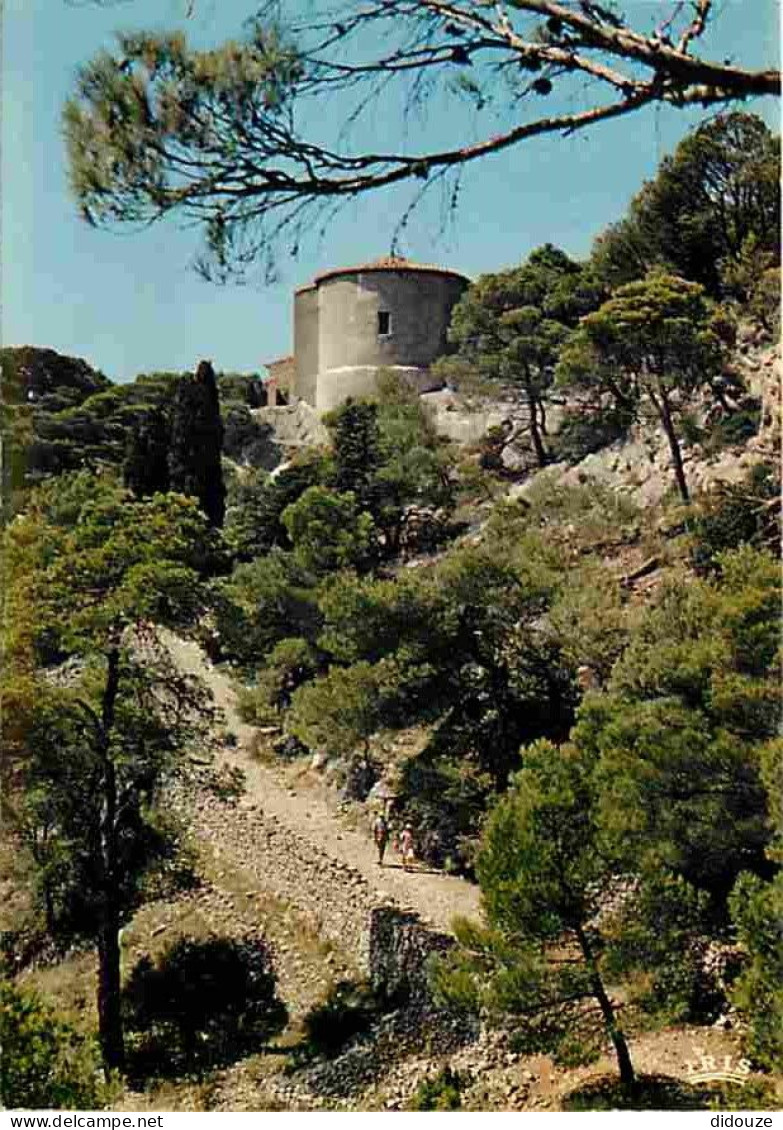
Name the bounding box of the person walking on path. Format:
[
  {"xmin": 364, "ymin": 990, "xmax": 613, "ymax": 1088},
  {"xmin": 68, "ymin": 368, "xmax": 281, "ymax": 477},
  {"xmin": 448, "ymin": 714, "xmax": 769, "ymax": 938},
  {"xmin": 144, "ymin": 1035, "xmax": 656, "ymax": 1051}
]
[
  {"xmin": 400, "ymin": 824, "xmax": 415, "ymax": 871},
  {"xmin": 373, "ymin": 812, "xmax": 390, "ymax": 866}
]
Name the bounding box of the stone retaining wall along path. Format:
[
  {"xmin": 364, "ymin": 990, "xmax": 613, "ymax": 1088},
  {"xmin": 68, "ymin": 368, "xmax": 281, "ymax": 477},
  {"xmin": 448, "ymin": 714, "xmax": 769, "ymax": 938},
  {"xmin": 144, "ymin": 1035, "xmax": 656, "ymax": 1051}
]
[
  {"xmin": 168, "ymin": 635, "xmax": 480, "ymax": 997},
  {"xmin": 192, "ymin": 790, "xmax": 376, "ymax": 968}
]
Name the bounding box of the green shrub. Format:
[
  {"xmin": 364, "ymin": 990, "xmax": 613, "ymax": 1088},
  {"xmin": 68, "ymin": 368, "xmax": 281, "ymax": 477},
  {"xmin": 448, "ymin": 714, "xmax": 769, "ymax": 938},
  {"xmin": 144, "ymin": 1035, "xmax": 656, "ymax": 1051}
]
[
  {"xmin": 563, "ymin": 1074, "xmax": 711, "ymax": 1111},
  {"xmin": 0, "ymin": 981, "xmax": 108, "ymax": 1109},
  {"xmin": 409, "ymin": 1066, "xmax": 465, "ymax": 1110},
  {"xmin": 477, "ymin": 425, "xmax": 510, "ymax": 473},
  {"xmin": 123, "ymin": 935, "xmax": 287, "ymax": 1079},
  {"xmin": 679, "ymin": 411, "xmax": 705, "ymax": 447},
  {"xmin": 238, "ymin": 637, "xmax": 321, "ymax": 723},
  {"xmin": 236, "ymin": 684, "xmax": 281, "ymax": 726},
  {"xmin": 282, "ymin": 486, "xmax": 378, "ymax": 575},
  {"xmin": 704, "ymin": 399, "xmax": 761, "ymax": 453},
  {"xmin": 399, "ymin": 747, "xmax": 493, "ymax": 874},
  {"xmin": 550, "ymin": 405, "xmax": 631, "ymax": 464},
  {"xmin": 689, "ymin": 463, "xmax": 780, "ymax": 575},
  {"xmin": 509, "ymin": 475, "xmax": 640, "ymax": 554},
  {"xmin": 749, "ymin": 268, "xmax": 781, "ymax": 337},
  {"xmin": 708, "ymin": 1079, "xmax": 781, "ymax": 1111},
  {"xmin": 562, "ymin": 1073, "xmax": 780, "ymax": 1112},
  {"xmin": 729, "ymin": 872, "xmax": 783, "ymax": 1072}
]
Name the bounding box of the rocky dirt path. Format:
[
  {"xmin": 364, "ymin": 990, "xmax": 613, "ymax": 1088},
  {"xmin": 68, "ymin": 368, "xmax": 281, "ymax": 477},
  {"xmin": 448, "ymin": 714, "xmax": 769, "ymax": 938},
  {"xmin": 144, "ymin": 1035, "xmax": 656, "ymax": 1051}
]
[{"xmin": 169, "ymin": 636, "xmax": 480, "ymax": 937}]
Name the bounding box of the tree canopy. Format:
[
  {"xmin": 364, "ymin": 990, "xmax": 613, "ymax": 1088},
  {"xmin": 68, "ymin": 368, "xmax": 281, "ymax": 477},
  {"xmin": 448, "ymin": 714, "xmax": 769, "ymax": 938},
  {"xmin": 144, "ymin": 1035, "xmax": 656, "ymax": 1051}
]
[
  {"xmin": 0, "ymin": 982, "xmax": 109, "ymax": 1110},
  {"xmin": 440, "ymin": 244, "xmax": 603, "ymax": 467},
  {"xmin": 63, "ymin": 3, "xmax": 780, "ymax": 279},
  {"xmin": 434, "ymin": 739, "xmax": 710, "ymax": 1094},
  {"xmin": 590, "ymin": 112, "xmax": 780, "ymax": 297},
  {"xmin": 281, "ymin": 485, "xmax": 378, "ymax": 575},
  {"xmin": 2, "ymin": 473, "xmax": 220, "ymax": 1073},
  {"xmin": 433, "ymin": 541, "xmax": 781, "ymax": 1088},
  {"xmin": 557, "ymin": 272, "xmax": 726, "ymax": 502},
  {"xmin": 327, "ymin": 391, "xmax": 458, "ymax": 555},
  {"xmin": 169, "ymin": 360, "xmax": 226, "ymax": 527},
  {"xmin": 1, "ymin": 351, "xmax": 265, "ymax": 514},
  {"xmin": 575, "ymin": 546, "xmax": 780, "ymax": 902}
]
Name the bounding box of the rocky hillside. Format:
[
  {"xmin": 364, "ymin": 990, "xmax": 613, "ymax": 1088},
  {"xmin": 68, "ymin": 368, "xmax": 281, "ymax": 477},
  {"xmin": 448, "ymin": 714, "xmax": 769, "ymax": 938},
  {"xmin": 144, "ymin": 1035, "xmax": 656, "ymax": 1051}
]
[
  {"xmin": 234, "ymin": 330, "xmax": 779, "ymax": 511},
  {"xmin": 4, "ymin": 330, "xmax": 780, "ymax": 1114},
  {"xmin": 513, "ymin": 336, "xmax": 779, "ymax": 509},
  {"xmin": 87, "ymin": 629, "xmax": 778, "ymax": 1111}
]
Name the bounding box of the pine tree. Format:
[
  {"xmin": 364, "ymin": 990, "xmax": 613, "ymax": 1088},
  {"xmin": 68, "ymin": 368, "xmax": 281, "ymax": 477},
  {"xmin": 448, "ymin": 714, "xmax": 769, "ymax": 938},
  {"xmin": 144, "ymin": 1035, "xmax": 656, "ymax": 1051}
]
[
  {"xmin": 169, "ymin": 360, "xmax": 226, "ymax": 527},
  {"xmin": 64, "ymin": 27, "xmax": 779, "ymax": 283},
  {"xmin": 440, "ymin": 245, "xmax": 604, "ymax": 468},
  {"xmin": 3, "ymin": 476, "xmax": 218, "ymax": 1073},
  {"xmin": 557, "ymin": 274, "xmax": 725, "ymax": 503},
  {"xmin": 330, "ymin": 400, "xmax": 382, "ymax": 508},
  {"xmin": 433, "ymin": 739, "xmax": 639, "ymax": 1096}
]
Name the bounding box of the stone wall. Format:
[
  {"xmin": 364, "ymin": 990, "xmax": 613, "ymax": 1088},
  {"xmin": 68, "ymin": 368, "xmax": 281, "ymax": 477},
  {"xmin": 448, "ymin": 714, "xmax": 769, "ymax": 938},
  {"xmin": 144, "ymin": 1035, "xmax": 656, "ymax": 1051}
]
[
  {"xmin": 265, "ymin": 355, "xmax": 296, "ymax": 406},
  {"xmin": 316, "ymin": 271, "xmax": 466, "ymax": 376},
  {"xmin": 362, "ymin": 905, "xmax": 456, "ymax": 1004},
  {"xmin": 249, "ymin": 402, "xmax": 329, "ymax": 456},
  {"xmin": 314, "ymin": 365, "xmax": 443, "ymax": 414},
  {"xmin": 193, "ymin": 790, "xmax": 457, "ymax": 1006}
]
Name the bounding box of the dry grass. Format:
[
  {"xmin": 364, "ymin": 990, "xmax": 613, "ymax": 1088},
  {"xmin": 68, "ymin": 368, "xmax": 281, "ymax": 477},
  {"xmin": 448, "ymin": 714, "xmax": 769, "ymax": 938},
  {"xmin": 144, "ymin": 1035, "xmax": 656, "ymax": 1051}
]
[{"xmin": 0, "ymin": 836, "xmax": 38, "ymax": 933}]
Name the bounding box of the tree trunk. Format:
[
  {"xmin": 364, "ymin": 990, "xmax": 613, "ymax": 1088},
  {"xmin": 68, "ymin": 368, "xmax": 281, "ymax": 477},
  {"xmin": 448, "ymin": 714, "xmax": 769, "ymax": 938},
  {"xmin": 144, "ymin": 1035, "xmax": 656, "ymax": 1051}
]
[
  {"xmin": 34, "ymin": 827, "xmax": 57, "ymax": 934},
  {"xmin": 97, "ymin": 902, "xmax": 124, "ymax": 1072},
  {"xmin": 527, "ymin": 390, "xmax": 547, "ymax": 468},
  {"xmin": 44, "ymin": 885, "xmax": 55, "ymax": 935},
  {"xmin": 96, "ymin": 645, "xmax": 125, "ymax": 1074},
  {"xmin": 575, "ymin": 924, "xmax": 636, "ymax": 1097},
  {"xmin": 654, "ymin": 387, "xmax": 690, "ymax": 504},
  {"xmin": 387, "ymin": 515, "xmax": 402, "ymax": 559}
]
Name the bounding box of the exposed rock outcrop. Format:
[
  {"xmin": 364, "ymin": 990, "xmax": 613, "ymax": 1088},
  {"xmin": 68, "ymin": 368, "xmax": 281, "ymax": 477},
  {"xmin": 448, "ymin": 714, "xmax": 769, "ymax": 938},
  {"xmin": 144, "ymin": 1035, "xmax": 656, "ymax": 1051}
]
[{"xmin": 250, "ymin": 402, "xmax": 329, "ymax": 456}]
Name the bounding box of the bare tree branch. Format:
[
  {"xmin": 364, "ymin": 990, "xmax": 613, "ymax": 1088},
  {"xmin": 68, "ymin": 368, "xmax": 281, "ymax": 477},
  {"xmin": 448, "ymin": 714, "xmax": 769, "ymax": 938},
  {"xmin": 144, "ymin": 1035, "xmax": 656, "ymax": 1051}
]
[
  {"xmin": 678, "ymin": 0, "xmax": 714, "ymax": 54},
  {"xmin": 62, "ymin": 0, "xmax": 780, "ymax": 279}
]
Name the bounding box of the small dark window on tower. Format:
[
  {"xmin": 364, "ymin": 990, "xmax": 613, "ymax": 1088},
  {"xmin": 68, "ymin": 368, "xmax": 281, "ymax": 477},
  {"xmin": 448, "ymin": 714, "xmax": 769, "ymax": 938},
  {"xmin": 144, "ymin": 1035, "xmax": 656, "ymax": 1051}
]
[{"xmin": 377, "ymin": 310, "xmax": 391, "ymax": 336}]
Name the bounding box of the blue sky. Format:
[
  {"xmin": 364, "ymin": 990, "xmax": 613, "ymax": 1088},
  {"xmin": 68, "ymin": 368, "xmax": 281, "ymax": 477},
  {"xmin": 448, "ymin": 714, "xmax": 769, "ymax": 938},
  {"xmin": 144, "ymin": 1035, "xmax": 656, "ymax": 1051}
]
[{"xmin": 2, "ymin": 0, "xmax": 779, "ymax": 383}]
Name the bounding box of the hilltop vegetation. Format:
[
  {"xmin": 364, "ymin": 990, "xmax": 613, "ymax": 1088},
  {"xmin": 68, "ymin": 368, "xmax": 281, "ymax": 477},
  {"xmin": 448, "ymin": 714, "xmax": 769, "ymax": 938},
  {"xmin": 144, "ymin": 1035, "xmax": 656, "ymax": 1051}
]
[
  {"xmin": 1, "ymin": 112, "xmax": 780, "ymax": 1109},
  {"xmin": 0, "ymin": 351, "xmax": 269, "ymax": 517}
]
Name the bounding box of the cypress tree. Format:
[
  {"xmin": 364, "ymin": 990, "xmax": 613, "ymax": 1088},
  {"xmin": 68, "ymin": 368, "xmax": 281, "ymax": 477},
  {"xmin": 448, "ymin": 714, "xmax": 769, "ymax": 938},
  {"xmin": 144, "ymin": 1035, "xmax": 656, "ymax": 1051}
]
[
  {"xmin": 169, "ymin": 360, "xmax": 226, "ymax": 527},
  {"xmin": 123, "ymin": 407, "xmax": 171, "ymax": 497}
]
